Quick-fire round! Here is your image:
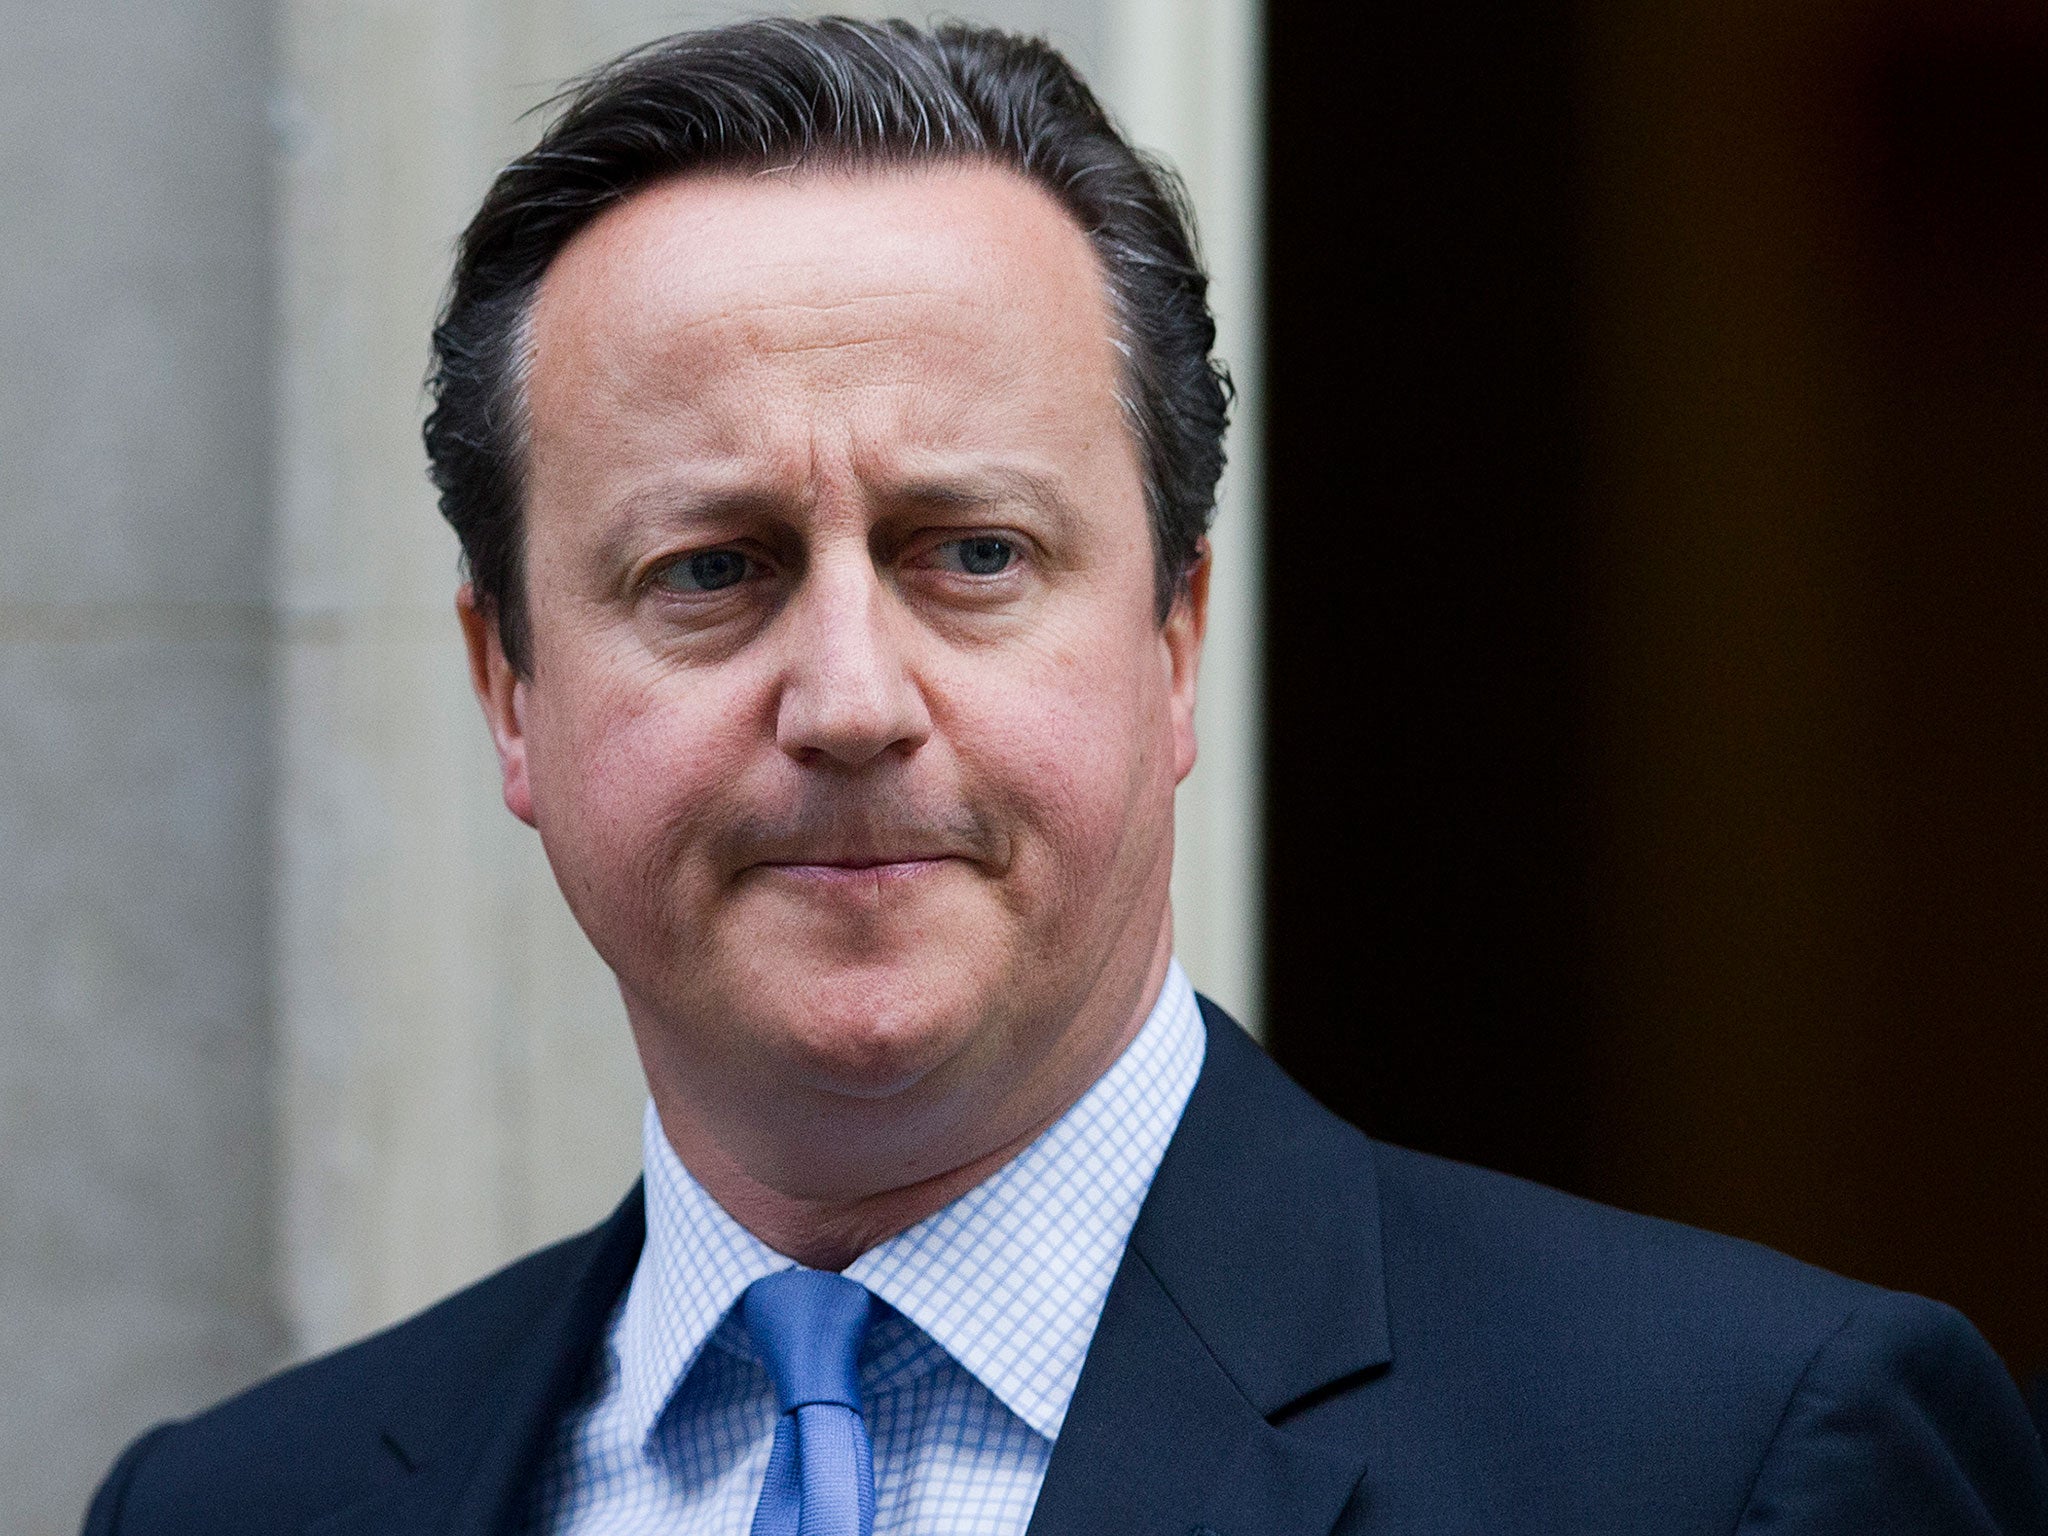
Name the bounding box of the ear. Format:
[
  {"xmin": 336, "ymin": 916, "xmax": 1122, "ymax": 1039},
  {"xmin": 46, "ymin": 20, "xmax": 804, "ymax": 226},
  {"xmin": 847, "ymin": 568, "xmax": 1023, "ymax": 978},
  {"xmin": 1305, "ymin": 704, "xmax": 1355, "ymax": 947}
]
[
  {"xmin": 1164, "ymin": 541, "xmax": 1211, "ymax": 785},
  {"xmin": 457, "ymin": 584, "xmax": 536, "ymax": 827}
]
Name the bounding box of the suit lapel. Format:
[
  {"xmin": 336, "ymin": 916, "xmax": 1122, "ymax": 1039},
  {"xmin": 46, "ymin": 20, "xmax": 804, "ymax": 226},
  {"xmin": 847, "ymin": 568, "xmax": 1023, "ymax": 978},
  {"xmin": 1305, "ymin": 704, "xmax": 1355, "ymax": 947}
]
[
  {"xmin": 1027, "ymin": 1000, "xmax": 1391, "ymax": 1536},
  {"xmin": 306, "ymin": 1186, "xmax": 645, "ymax": 1536}
]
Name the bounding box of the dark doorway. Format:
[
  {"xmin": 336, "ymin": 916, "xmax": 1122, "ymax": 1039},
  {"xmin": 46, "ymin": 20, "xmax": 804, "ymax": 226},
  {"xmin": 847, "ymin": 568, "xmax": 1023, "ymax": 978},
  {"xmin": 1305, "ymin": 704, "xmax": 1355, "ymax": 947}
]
[
  {"xmin": 1261, "ymin": 1, "xmax": 1592, "ymax": 1195},
  {"xmin": 1261, "ymin": 0, "xmax": 2048, "ymax": 1386}
]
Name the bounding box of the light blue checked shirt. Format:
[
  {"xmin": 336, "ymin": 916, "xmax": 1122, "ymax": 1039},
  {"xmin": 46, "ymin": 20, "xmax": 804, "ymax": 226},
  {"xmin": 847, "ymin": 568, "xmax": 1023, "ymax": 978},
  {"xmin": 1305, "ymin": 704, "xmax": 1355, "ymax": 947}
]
[{"xmin": 526, "ymin": 960, "xmax": 1206, "ymax": 1536}]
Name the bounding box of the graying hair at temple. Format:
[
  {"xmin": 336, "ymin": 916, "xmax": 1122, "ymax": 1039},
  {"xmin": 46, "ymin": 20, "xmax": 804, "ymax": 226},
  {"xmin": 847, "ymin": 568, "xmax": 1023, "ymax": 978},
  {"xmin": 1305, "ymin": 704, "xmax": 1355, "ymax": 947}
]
[{"xmin": 424, "ymin": 15, "xmax": 1233, "ymax": 674}]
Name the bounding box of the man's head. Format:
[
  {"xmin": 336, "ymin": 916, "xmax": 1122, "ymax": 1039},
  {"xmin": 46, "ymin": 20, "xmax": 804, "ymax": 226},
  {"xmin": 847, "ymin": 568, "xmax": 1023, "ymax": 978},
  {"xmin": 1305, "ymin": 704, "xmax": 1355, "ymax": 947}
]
[{"xmin": 428, "ymin": 19, "xmax": 1228, "ymax": 1252}]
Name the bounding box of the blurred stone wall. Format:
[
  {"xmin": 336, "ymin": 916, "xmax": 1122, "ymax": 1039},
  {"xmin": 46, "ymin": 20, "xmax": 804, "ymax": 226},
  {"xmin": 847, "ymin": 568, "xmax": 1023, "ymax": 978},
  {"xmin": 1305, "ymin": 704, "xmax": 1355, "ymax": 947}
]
[{"xmin": 0, "ymin": 3, "xmax": 282, "ymax": 1530}]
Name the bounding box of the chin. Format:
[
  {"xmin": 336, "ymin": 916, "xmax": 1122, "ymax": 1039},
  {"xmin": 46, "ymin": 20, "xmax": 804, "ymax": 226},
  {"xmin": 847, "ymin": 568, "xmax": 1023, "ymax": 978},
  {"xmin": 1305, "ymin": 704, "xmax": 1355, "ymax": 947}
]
[{"xmin": 740, "ymin": 955, "xmax": 1003, "ymax": 1101}]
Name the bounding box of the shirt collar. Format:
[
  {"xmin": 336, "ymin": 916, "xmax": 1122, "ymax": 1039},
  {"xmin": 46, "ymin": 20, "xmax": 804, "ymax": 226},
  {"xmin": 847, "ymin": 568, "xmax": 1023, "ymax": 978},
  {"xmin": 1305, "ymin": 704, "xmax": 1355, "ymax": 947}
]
[
  {"xmin": 611, "ymin": 1101, "xmax": 788, "ymax": 1444},
  {"xmin": 616, "ymin": 960, "xmax": 1207, "ymax": 1449}
]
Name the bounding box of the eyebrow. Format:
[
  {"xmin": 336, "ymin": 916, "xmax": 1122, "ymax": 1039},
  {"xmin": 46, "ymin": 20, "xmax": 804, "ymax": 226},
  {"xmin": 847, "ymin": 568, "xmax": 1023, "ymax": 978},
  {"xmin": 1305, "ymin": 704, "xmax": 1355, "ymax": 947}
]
[
  {"xmin": 589, "ymin": 480, "xmax": 793, "ymax": 578},
  {"xmin": 591, "ymin": 461, "xmax": 1085, "ymax": 568},
  {"xmin": 880, "ymin": 465, "xmax": 1085, "ymax": 533}
]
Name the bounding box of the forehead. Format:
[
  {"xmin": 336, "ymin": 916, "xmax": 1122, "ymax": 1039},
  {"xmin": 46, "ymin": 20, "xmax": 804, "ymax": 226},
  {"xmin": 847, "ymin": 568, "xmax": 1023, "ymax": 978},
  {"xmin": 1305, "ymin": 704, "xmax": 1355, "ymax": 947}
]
[{"xmin": 523, "ymin": 161, "xmax": 1128, "ymax": 475}]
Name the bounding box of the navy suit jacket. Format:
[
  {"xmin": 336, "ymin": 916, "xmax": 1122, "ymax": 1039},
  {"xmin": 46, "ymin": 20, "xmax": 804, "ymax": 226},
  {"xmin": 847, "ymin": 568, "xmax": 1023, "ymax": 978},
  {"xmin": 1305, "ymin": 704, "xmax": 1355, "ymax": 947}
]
[{"xmin": 87, "ymin": 1001, "xmax": 2048, "ymax": 1534}]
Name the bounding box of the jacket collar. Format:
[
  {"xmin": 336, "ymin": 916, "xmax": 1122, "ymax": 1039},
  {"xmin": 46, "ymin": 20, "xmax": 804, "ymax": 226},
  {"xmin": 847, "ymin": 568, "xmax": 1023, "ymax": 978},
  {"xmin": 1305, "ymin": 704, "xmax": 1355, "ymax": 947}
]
[
  {"xmin": 307, "ymin": 1185, "xmax": 645, "ymax": 1536},
  {"xmin": 1025, "ymin": 998, "xmax": 1391, "ymax": 1536}
]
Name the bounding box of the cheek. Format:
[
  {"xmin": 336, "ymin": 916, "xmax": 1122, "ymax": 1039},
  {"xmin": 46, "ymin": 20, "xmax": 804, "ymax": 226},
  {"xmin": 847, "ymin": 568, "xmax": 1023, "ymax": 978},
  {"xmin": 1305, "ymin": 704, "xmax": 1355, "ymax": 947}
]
[
  {"xmin": 522, "ymin": 651, "xmax": 755, "ymax": 938},
  {"xmin": 957, "ymin": 621, "xmax": 1176, "ymax": 909}
]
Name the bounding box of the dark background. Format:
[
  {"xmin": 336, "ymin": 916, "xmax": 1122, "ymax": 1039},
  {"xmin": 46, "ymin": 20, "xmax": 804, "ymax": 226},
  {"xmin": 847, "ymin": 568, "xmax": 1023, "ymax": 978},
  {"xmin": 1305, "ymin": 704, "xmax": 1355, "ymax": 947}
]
[{"xmin": 1263, "ymin": 0, "xmax": 2048, "ymax": 1388}]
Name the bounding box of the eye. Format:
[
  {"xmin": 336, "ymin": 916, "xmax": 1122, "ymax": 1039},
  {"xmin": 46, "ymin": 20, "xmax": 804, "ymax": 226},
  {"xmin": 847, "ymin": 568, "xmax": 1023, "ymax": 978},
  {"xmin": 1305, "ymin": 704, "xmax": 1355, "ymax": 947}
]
[
  {"xmin": 937, "ymin": 536, "xmax": 1016, "ymax": 576},
  {"xmin": 656, "ymin": 548, "xmax": 753, "ymax": 593}
]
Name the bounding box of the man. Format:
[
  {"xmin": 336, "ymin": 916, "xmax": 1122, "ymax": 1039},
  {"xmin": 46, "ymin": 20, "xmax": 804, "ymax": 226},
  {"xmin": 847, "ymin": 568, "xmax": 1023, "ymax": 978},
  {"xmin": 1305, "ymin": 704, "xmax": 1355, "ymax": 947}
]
[{"xmin": 85, "ymin": 17, "xmax": 2046, "ymax": 1535}]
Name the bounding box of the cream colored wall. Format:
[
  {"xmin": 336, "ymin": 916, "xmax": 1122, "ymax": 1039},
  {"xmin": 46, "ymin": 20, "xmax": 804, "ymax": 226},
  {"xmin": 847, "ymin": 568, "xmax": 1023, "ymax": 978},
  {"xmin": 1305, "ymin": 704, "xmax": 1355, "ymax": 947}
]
[{"xmin": 272, "ymin": 0, "xmax": 1263, "ymax": 1357}]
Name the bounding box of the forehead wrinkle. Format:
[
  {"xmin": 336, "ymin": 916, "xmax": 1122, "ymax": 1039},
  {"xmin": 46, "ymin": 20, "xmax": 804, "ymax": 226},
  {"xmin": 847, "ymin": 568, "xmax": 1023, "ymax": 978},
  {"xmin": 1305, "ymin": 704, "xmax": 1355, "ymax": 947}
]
[
  {"xmin": 734, "ymin": 290, "xmax": 970, "ymax": 318},
  {"xmin": 643, "ymin": 285, "xmax": 979, "ymax": 343},
  {"xmin": 666, "ymin": 288, "xmax": 1002, "ymax": 377},
  {"xmin": 750, "ymin": 335, "xmax": 900, "ymax": 362}
]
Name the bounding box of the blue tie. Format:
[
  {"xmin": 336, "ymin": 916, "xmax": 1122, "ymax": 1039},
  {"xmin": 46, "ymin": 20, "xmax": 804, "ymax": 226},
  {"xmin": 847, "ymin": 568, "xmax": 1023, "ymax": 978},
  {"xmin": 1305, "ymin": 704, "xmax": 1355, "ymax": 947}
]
[{"xmin": 742, "ymin": 1269, "xmax": 878, "ymax": 1536}]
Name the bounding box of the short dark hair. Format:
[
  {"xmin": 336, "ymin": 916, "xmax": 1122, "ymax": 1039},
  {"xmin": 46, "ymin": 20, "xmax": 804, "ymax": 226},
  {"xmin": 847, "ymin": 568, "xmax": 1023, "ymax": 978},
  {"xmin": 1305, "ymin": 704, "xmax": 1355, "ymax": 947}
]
[{"xmin": 424, "ymin": 15, "xmax": 1230, "ymax": 673}]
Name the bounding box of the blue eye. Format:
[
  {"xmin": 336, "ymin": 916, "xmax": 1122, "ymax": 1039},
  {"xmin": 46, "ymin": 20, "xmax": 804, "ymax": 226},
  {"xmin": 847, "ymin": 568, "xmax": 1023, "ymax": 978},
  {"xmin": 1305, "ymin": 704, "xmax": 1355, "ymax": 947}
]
[
  {"xmin": 659, "ymin": 549, "xmax": 751, "ymax": 592},
  {"xmin": 944, "ymin": 537, "xmax": 1014, "ymax": 576}
]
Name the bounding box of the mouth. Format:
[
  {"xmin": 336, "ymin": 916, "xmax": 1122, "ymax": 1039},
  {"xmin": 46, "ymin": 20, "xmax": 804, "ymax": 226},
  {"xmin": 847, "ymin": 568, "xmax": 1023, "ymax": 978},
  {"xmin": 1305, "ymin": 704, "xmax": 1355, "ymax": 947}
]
[
  {"xmin": 747, "ymin": 855, "xmax": 962, "ymax": 895},
  {"xmin": 723, "ymin": 801, "xmax": 1002, "ymax": 889},
  {"xmin": 755, "ymin": 854, "xmax": 956, "ymax": 877}
]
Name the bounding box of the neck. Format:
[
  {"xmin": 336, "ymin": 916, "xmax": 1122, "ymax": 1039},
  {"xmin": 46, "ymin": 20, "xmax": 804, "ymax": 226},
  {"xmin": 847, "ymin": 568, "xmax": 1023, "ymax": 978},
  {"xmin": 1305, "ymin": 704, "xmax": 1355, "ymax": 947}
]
[
  {"xmin": 647, "ymin": 929, "xmax": 1173, "ymax": 1271},
  {"xmin": 686, "ymin": 1115, "xmax": 1067, "ymax": 1271}
]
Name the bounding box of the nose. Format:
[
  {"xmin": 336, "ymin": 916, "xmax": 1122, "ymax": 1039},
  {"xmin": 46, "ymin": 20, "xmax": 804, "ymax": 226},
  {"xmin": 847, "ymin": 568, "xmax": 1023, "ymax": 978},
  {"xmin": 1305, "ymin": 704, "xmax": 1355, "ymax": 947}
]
[{"xmin": 774, "ymin": 551, "xmax": 932, "ymax": 769}]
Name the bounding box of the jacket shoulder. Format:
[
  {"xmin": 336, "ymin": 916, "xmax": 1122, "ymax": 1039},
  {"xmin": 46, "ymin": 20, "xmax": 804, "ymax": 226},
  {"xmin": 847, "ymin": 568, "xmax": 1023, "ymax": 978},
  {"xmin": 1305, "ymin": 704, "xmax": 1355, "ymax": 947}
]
[
  {"xmin": 1369, "ymin": 1136, "xmax": 1874, "ymax": 1328},
  {"xmin": 86, "ymin": 1206, "xmax": 630, "ymax": 1535},
  {"xmin": 1739, "ymin": 1282, "xmax": 2048, "ymax": 1531},
  {"xmin": 1362, "ymin": 1140, "xmax": 2045, "ymax": 1528},
  {"xmin": 1367, "ymin": 1135, "xmax": 1890, "ymax": 1399}
]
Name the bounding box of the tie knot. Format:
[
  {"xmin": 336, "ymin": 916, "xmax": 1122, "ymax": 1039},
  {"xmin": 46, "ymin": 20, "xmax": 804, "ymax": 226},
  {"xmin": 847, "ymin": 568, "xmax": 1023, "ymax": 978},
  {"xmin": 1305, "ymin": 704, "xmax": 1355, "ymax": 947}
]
[{"xmin": 741, "ymin": 1269, "xmax": 876, "ymax": 1414}]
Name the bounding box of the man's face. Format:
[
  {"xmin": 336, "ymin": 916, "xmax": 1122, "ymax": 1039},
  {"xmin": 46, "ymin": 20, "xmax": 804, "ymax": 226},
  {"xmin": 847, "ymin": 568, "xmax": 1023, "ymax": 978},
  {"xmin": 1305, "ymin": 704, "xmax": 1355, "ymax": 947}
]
[{"xmin": 466, "ymin": 163, "xmax": 1204, "ymax": 1197}]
